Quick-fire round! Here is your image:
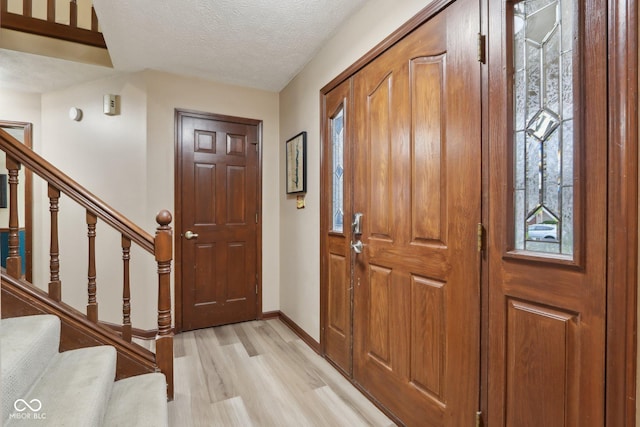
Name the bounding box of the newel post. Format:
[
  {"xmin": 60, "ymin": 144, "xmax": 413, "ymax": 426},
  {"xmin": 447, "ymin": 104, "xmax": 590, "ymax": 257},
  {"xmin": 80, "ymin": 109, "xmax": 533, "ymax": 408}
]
[
  {"xmin": 154, "ymin": 209, "xmax": 174, "ymax": 400},
  {"xmin": 6, "ymin": 156, "xmax": 22, "ymax": 279}
]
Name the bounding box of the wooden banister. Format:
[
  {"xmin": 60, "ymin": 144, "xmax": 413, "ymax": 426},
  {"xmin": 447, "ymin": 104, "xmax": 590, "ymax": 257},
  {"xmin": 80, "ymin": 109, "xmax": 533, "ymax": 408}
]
[
  {"xmin": 0, "ymin": 0, "xmax": 107, "ymax": 48},
  {"xmin": 2, "ymin": 270, "xmax": 158, "ymax": 381},
  {"xmin": 0, "ymin": 129, "xmax": 154, "ymax": 253},
  {"xmin": 0, "ymin": 126, "xmax": 173, "ymax": 401}
]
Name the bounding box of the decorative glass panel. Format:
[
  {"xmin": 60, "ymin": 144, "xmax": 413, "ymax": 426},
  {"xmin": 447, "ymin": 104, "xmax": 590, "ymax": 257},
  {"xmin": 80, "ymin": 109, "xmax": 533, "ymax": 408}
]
[
  {"xmin": 513, "ymin": 0, "xmax": 574, "ymax": 255},
  {"xmin": 331, "ymin": 107, "xmax": 345, "ymax": 232}
]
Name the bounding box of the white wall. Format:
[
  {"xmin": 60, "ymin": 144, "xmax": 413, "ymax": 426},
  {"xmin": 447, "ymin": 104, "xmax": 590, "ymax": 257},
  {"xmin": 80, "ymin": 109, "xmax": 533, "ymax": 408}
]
[
  {"xmin": 278, "ymin": 0, "xmax": 435, "ymax": 341},
  {"xmin": 35, "ymin": 70, "xmax": 280, "ymax": 329},
  {"xmin": 40, "ymin": 72, "xmax": 150, "ymax": 326}
]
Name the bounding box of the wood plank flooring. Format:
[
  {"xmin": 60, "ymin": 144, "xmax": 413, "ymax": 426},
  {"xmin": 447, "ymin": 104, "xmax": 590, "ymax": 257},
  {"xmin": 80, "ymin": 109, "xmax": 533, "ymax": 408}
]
[{"xmin": 168, "ymin": 319, "xmax": 395, "ymax": 426}]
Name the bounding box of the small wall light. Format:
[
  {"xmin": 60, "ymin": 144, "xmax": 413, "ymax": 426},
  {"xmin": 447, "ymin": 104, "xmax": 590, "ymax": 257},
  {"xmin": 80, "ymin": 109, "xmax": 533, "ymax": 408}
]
[{"xmin": 69, "ymin": 107, "xmax": 83, "ymax": 121}]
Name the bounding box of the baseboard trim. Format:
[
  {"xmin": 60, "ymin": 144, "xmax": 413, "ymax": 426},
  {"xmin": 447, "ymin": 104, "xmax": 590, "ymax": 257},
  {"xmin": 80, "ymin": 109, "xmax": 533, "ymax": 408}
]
[
  {"xmin": 276, "ymin": 311, "xmax": 320, "ymax": 354},
  {"xmin": 259, "ymin": 310, "xmax": 280, "ymax": 320}
]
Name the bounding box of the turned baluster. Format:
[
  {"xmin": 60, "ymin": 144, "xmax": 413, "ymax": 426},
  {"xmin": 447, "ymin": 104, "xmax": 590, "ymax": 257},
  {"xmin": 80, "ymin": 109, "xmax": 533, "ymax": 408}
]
[
  {"xmin": 47, "ymin": 0, "xmax": 55, "ymax": 22},
  {"xmin": 155, "ymin": 210, "xmax": 174, "ymax": 400},
  {"xmin": 122, "ymin": 235, "xmax": 132, "ymax": 342},
  {"xmin": 48, "ymin": 184, "xmax": 61, "ymax": 301},
  {"xmin": 87, "ymin": 211, "xmax": 98, "ymax": 322},
  {"xmin": 22, "ymin": 0, "xmax": 32, "ymax": 18},
  {"xmin": 91, "ymin": 6, "xmax": 99, "ymax": 32},
  {"xmin": 69, "ymin": 0, "xmax": 77, "ymax": 28},
  {"xmin": 6, "ymin": 156, "xmax": 21, "ymax": 279}
]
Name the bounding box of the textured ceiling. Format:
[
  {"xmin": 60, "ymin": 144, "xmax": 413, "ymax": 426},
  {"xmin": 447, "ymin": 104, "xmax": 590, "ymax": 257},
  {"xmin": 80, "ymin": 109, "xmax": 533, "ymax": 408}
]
[
  {"xmin": 93, "ymin": 0, "xmax": 369, "ymax": 92},
  {"xmin": 1, "ymin": 0, "xmax": 368, "ymax": 94},
  {"xmin": 0, "ymin": 48, "xmax": 119, "ymax": 94}
]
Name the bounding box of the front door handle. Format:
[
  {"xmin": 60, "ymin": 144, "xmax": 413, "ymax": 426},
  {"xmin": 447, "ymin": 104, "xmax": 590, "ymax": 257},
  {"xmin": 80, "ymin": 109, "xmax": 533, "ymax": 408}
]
[
  {"xmin": 351, "ymin": 240, "xmax": 364, "ymax": 254},
  {"xmin": 352, "ymin": 213, "xmax": 363, "ymax": 235},
  {"xmin": 184, "ymin": 230, "xmax": 199, "ymax": 240}
]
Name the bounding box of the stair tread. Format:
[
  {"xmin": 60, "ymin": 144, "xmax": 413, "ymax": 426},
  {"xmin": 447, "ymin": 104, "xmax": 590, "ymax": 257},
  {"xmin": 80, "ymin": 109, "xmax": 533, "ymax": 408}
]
[
  {"xmin": 5, "ymin": 346, "xmax": 117, "ymax": 427},
  {"xmin": 1, "ymin": 315, "xmax": 60, "ymax": 421},
  {"xmin": 103, "ymin": 373, "xmax": 168, "ymax": 427}
]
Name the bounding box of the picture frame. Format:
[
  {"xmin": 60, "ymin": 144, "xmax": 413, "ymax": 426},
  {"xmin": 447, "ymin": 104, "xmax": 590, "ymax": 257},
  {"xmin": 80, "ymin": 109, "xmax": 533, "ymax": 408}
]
[{"xmin": 286, "ymin": 131, "xmax": 307, "ymax": 194}]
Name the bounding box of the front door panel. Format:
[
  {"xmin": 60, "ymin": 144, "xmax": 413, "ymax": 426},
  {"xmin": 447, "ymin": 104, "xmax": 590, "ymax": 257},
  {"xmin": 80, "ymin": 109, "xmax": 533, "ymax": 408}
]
[
  {"xmin": 487, "ymin": 0, "xmax": 608, "ymax": 424},
  {"xmin": 322, "ymin": 79, "xmax": 353, "ymax": 374},
  {"xmin": 352, "ymin": 1, "xmax": 482, "ymax": 425}
]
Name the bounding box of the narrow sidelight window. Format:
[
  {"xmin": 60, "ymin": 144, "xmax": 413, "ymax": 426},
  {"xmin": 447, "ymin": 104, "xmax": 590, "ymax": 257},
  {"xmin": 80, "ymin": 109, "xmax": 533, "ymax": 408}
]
[
  {"xmin": 513, "ymin": 0, "xmax": 575, "ymax": 255},
  {"xmin": 331, "ymin": 106, "xmax": 345, "ymax": 232}
]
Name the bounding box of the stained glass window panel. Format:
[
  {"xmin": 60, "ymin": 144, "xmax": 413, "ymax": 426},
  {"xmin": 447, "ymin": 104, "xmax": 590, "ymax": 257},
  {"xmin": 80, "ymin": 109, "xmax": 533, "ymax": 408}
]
[
  {"xmin": 513, "ymin": 0, "xmax": 574, "ymax": 255},
  {"xmin": 331, "ymin": 107, "xmax": 345, "ymax": 232}
]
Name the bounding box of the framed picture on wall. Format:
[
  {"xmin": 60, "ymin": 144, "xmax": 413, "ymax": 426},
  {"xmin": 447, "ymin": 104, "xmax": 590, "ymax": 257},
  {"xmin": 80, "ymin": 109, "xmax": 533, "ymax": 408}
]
[{"xmin": 286, "ymin": 131, "xmax": 307, "ymax": 194}]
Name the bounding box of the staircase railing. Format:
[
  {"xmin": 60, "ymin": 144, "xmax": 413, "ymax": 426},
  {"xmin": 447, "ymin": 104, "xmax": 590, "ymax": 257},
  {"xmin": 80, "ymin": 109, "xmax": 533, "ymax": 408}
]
[
  {"xmin": 0, "ymin": 0, "xmax": 106, "ymax": 48},
  {"xmin": 0, "ymin": 128, "xmax": 173, "ymax": 399}
]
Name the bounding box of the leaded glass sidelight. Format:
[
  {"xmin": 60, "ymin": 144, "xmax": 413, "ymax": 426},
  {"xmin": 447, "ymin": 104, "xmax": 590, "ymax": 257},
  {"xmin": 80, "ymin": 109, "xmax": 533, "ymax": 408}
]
[
  {"xmin": 513, "ymin": 0, "xmax": 574, "ymax": 255},
  {"xmin": 331, "ymin": 107, "xmax": 345, "ymax": 232}
]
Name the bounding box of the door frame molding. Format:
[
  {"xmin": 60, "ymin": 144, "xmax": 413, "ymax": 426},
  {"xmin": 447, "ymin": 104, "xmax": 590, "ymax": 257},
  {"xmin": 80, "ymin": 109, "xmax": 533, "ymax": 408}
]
[
  {"xmin": 605, "ymin": 0, "xmax": 638, "ymax": 423},
  {"xmin": 320, "ymin": 0, "xmax": 638, "ymax": 424},
  {"xmin": 173, "ymin": 109, "xmax": 263, "ymax": 333}
]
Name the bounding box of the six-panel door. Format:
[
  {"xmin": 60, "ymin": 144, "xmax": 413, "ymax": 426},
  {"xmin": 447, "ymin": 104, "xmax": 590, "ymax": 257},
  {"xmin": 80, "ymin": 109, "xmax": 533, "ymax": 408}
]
[{"xmin": 178, "ymin": 113, "xmax": 259, "ymax": 331}]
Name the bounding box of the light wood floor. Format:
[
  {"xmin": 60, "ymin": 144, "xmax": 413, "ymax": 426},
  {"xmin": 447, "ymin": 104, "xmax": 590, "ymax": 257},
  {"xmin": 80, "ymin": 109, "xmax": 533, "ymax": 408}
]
[{"xmin": 168, "ymin": 319, "xmax": 395, "ymax": 427}]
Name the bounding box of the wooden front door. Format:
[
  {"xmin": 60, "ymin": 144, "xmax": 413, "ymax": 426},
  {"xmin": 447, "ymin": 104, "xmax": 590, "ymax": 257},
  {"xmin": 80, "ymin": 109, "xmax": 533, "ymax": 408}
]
[
  {"xmin": 176, "ymin": 110, "xmax": 260, "ymax": 331},
  {"xmin": 486, "ymin": 1, "xmax": 609, "ymax": 425},
  {"xmin": 351, "ymin": 1, "xmax": 481, "ymax": 425},
  {"xmin": 321, "ymin": 79, "xmax": 354, "ymax": 375},
  {"xmin": 322, "ymin": 0, "xmax": 635, "ymax": 425}
]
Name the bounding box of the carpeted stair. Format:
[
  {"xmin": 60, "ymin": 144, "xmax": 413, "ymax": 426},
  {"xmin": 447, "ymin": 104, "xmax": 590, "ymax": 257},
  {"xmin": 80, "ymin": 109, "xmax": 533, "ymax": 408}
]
[{"xmin": 1, "ymin": 314, "xmax": 168, "ymax": 426}]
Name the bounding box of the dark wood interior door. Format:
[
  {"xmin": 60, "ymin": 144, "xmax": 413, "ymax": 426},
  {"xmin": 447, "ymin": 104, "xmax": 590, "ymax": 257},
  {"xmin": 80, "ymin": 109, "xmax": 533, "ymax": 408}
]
[
  {"xmin": 352, "ymin": 1, "xmax": 481, "ymax": 425},
  {"xmin": 321, "ymin": 79, "xmax": 353, "ymax": 374},
  {"xmin": 178, "ymin": 111, "xmax": 259, "ymax": 331},
  {"xmin": 487, "ymin": 1, "xmax": 608, "ymax": 425}
]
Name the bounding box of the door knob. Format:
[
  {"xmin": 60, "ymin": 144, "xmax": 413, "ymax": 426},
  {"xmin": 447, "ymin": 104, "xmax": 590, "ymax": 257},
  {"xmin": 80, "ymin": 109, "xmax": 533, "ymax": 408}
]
[
  {"xmin": 184, "ymin": 230, "xmax": 199, "ymax": 240},
  {"xmin": 351, "ymin": 240, "xmax": 364, "ymax": 254}
]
